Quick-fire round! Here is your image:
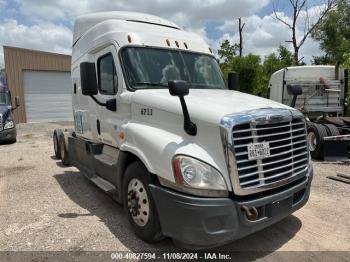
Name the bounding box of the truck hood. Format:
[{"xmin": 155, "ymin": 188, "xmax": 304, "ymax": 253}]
[{"xmin": 131, "ymin": 89, "xmax": 291, "ymax": 124}]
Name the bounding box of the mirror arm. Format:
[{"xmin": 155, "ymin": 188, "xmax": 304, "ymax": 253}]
[
  {"xmin": 179, "ymin": 96, "xmax": 197, "ymax": 136},
  {"xmin": 90, "ymin": 95, "xmax": 106, "ymax": 106},
  {"xmin": 291, "ymin": 95, "xmax": 299, "ymax": 108}
]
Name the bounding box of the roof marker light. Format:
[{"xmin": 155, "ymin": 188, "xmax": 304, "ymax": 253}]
[
  {"xmin": 128, "ymin": 35, "xmax": 132, "ymax": 43},
  {"xmin": 166, "ymin": 39, "xmax": 170, "ymax": 46},
  {"xmin": 184, "ymin": 42, "xmax": 188, "ymax": 49},
  {"xmin": 175, "ymin": 41, "xmax": 179, "ymax": 48},
  {"xmin": 209, "ymin": 47, "xmax": 213, "ymax": 53}
]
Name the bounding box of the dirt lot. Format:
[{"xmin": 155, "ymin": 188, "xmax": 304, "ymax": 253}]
[{"xmin": 0, "ymin": 123, "xmax": 350, "ymax": 260}]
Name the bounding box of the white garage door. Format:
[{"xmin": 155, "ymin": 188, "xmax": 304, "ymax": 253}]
[{"xmin": 23, "ymin": 71, "xmax": 73, "ymax": 123}]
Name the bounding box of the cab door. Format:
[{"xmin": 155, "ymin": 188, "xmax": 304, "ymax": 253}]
[{"xmin": 93, "ymin": 45, "xmax": 123, "ymax": 147}]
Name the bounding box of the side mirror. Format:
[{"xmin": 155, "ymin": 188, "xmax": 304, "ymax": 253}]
[
  {"xmin": 287, "ymin": 85, "xmax": 302, "ymax": 108},
  {"xmin": 80, "ymin": 62, "xmax": 98, "ymax": 96},
  {"xmin": 228, "ymin": 72, "xmax": 239, "ymax": 91},
  {"xmin": 168, "ymin": 80, "xmax": 197, "ymax": 136},
  {"xmin": 287, "ymin": 84, "xmax": 302, "ymax": 96},
  {"xmin": 106, "ymin": 98, "xmax": 117, "ymax": 112},
  {"xmin": 168, "ymin": 80, "xmax": 189, "ymax": 97},
  {"xmin": 15, "ymin": 96, "xmax": 20, "ymax": 108}
]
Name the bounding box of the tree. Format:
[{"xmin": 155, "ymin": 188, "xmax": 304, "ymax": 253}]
[
  {"xmin": 230, "ymin": 54, "xmax": 263, "ymax": 94},
  {"xmin": 263, "ymin": 46, "xmax": 294, "ymax": 75},
  {"xmin": 218, "ymin": 39, "xmax": 239, "ymax": 64},
  {"xmin": 277, "ymin": 45, "xmax": 294, "ymax": 66},
  {"xmin": 272, "ymin": 0, "xmax": 337, "ymax": 65},
  {"xmin": 312, "ymin": 0, "xmax": 350, "ymax": 63},
  {"xmin": 219, "ymin": 52, "xmax": 263, "ymax": 95},
  {"xmin": 218, "ymin": 41, "xmax": 294, "ymax": 96},
  {"xmin": 259, "ymin": 46, "xmax": 294, "ymax": 96},
  {"xmin": 311, "ymin": 55, "xmax": 334, "ymax": 65}
]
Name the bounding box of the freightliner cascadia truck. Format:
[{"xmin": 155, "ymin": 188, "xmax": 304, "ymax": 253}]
[
  {"xmin": 0, "ymin": 73, "xmax": 19, "ymax": 143},
  {"xmin": 53, "ymin": 12, "xmax": 313, "ymax": 248}
]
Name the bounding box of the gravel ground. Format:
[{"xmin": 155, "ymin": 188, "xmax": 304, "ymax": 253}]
[{"xmin": 0, "ymin": 123, "xmax": 349, "ymax": 260}]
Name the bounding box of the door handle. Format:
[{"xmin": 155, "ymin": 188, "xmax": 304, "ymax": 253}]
[{"xmin": 97, "ymin": 119, "xmax": 101, "ymax": 135}]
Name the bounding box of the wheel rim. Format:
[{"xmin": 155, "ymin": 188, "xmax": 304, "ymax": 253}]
[
  {"xmin": 127, "ymin": 178, "xmax": 150, "ymax": 227},
  {"xmin": 54, "ymin": 135, "xmax": 58, "ymax": 154},
  {"xmin": 307, "ymin": 131, "xmax": 317, "ymax": 152}
]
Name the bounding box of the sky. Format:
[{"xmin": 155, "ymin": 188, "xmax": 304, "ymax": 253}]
[{"xmin": 0, "ymin": 0, "xmax": 329, "ymax": 68}]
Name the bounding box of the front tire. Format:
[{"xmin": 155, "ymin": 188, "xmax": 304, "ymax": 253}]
[{"xmin": 123, "ymin": 161, "xmax": 162, "ymax": 243}]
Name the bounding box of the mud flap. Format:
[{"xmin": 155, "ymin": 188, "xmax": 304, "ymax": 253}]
[{"xmin": 323, "ymin": 140, "xmax": 349, "ymax": 161}]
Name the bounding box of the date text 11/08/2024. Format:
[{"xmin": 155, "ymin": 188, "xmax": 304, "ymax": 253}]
[{"xmin": 110, "ymin": 252, "xmax": 232, "ymax": 260}]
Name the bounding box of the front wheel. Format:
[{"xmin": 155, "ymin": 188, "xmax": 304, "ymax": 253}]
[{"xmin": 123, "ymin": 161, "xmax": 162, "ymax": 243}]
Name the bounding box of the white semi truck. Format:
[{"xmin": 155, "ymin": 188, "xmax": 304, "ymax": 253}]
[
  {"xmin": 268, "ymin": 65, "xmax": 350, "ymax": 161},
  {"xmin": 53, "ymin": 12, "xmax": 313, "ymax": 248}
]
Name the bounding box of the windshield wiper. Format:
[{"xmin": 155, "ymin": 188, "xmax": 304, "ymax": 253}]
[
  {"xmin": 134, "ymin": 82, "xmax": 169, "ymax": 88},
  {"xmin": 191, "ymin": 83, "xmax": 225, "ymax": 89}
]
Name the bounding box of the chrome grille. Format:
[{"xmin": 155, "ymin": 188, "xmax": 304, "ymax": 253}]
[
  {"xmin": 232, "ymin": 118, "xmax": 308, "ymax": 189},
  {"xmin": 220, "ymin": 108, "xmax": 309, "ymax": 196},
  {"xmin": 0, "ymin": 114, "xmax": 3, "ymax": 131}
]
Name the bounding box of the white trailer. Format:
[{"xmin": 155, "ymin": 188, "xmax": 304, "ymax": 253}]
[
  {"xmin": 53, "ymin": 11, "xmax": 313, "ymax": 248},
  {"xmin": 268, "ymin": 65, "xmax": 350, "ymax": 161}
]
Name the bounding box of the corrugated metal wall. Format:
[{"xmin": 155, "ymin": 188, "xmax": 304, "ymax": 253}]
[{"xmin": 3, "ymin": 46, "xmax": 71, "ymax": 123}]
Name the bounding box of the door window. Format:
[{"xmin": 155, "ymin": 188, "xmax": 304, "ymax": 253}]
[{"xmin": 98, "ymin": 53, "xmax": 117, "ymax": 95}]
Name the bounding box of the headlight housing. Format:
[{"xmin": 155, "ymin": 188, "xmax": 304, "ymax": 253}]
[
  {"xmin": 172, "ymin": 155, "xmax": 227, "ymax": 192},
  {"xmin": 4, "ymin": 120, "xmax": 14, "ymax": 129}
]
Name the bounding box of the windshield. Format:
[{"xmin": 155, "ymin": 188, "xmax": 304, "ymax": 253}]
[
  {"xmin": 0, "ymin": 93, "xmax": 10, "ymax": 105},
  {"xmin": 121, "ymin": 47, "xmax": 226, "ymax": 90}
]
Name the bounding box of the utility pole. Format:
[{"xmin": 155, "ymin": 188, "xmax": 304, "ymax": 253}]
[{"xmin": 238, "ymin": 18, "xmax": 245, "ymax": 57}]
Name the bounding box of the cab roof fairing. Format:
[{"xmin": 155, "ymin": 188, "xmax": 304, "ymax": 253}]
[
  {"xmin": 71, "ymin": 19, "xmax": 213, "ymax": 64},
  {"xmin": 73, "ymin": 11, "xmax": 182, "ymax": 46}
]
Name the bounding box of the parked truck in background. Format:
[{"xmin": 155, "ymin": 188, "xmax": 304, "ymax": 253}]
[
  {"xmin": 0, "ymin": 73, "xmax": 19, "ymax": 143},
  {"xmin": 53, "ymin": 12, "xmax": 313, "ymax": 248},
  {"xmin": 268, "ymin": 65, "xmax": 350, "ymax": 161}
]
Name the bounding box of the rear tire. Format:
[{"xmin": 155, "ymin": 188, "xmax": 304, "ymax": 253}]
[
  {"xmin": 53, "ymin": 130, "xmax": 61, "ymax": 159},
  {"xmin": 324, "ymin": 124, "xmax": 340, "ymax": 136},
  {"xmin": 123, "ymin": 161, "xmax": 162, "ymax": 243},
  {"xmin": 59, "ymin": 134, "xmax": 70, "ymax": 166},
  {"xmin": 307, "ymin": 123, "xmax": 328, "ymax": 160}
]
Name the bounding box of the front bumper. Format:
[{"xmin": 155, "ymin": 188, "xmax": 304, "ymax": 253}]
[
  {"xmin": 0, "ymin": 127, "xmax": 16, "ymax": 142},
  {"xmin": 150, "ymin": 166, "xmax": 313, "ymax": 248}
]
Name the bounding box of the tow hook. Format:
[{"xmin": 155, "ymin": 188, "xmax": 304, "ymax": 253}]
[{"xmin": 241, "ymin": 205, "xmax": 259, "ymax": 221}]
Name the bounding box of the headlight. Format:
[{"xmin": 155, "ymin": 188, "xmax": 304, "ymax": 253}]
[
  {"xmin": 4, "ymin": 120, "xmax": 14, "ymax": 129},
  {"xmin": 172, "ymin": 155, "xmax": 227, "ymax": 191}
]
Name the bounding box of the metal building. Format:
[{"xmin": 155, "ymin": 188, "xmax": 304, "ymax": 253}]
[{"xmin": 3, "ymin": 46, "xmax": 72, "ymax": 123}]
